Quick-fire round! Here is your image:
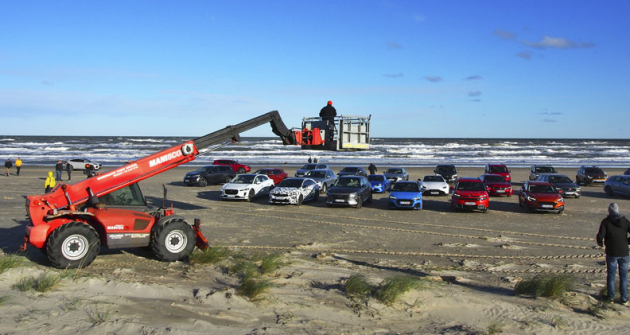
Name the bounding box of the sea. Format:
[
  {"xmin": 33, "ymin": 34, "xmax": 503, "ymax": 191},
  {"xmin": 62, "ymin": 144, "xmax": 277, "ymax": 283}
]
[{"xmin": 1, "ymin": 136, "xmax": 629, "ymax": 168}]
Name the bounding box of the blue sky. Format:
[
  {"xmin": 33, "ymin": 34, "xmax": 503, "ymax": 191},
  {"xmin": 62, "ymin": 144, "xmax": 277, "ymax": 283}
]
[{"xmin": 1, "ymin": 1, "xmax": 628, "ymax": 138}]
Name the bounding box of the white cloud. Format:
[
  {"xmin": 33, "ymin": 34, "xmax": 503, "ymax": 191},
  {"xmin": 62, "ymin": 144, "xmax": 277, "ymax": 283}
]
[{"xmin": 523, "ymin": 35, "xmax": 595, "ymax": 49}]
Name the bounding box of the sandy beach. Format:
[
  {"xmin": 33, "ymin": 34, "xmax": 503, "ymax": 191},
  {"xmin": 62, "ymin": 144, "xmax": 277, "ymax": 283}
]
[{"xmin": 2, "ymin": 165, "xmax": 630, "ymax": 334}]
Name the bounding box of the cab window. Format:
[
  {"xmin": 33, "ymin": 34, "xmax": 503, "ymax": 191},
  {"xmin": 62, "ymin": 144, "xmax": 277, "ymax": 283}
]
[{"xmin": 98, "ymin": 183, "xmax": 145, "ymax": 206}]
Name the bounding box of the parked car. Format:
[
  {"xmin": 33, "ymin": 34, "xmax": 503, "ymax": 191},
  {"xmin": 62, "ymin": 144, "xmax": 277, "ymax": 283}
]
[
  {"xmin": 213, "ymin": 159, "xmax": 251, "ymax": 174},
  {"xmin": 67, "ymin": 158, "xmax": 101, "ymax": 171},
  {"xmin": 576, "ymin": 166, "xmax": 608, "ymax": 185},
  {"xmin": 434, "ymin": 164, "xmax": 458, "ymax": 183},
  {"xmin": 536, "ymin": 174, "xmax": 581, "ymax": 198},
  {"xmin": 220, "ymin": 174, "xmax": 274, "ymax": 201},
  {"xmin": 485, "ymin": 163, "xmax": 511, "ymax": 182},
  {"xmin": 295, "ymin": 163, "xmax": 331, "ymax": 177},
  {"xmin": 479, "ymin": 174, "xmax": 513, "ymax": 196},
  {"xmin": 518, "ymin": 181, "xmax": 564, "ymax": 214},
  {"xmin": 419, "ymin": 175, "xmax": 449, "ymax": 196},
  {"xmin": 624, "ymin": 168, "xmax": 630, "ymax": 175},
  {"xmin": 337, "ymin": 166, "xmax": 368, "ymax": 177},
  {"xmin": 604, "ymin": 175, "xmax": 630, "ymax": 198},
  {"xmin": 254, "ymin": 168, "xmax": 288, "ymax": 185},
  {"xmin": 384, "ymin": 167, "xmax": 409, "ymax": 183},
  {"xmin": 368, "ymin": 174, "xmax": 392, "ymax": 193},
  {"xmin": 325, "ymin": 176, "xmax": 372, "ymax": 208},
  {"xmin": 451, "ymin": 177, "xmax": 489, "ymax": 213},
  {"xmin": 268, "ymin": 178, "xmax": 319, "ymax": 205},
  {"xmin": 388, "ymin": 181, "xmax": 423, "ymax": 210},
  {"xmin": 304, "ymin": 169, "xmax": 337, "ymax": 193},
  {"xmin": 184, "ymin": 165, "xmax": 235, "ymax": 186},
  {"xmin": 529, "ymin": 165, "xmax": 557, "ymax": 181}
]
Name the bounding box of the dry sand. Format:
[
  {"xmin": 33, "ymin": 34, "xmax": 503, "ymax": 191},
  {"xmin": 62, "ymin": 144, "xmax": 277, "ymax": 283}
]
[{"xmin": 2, "ymin": 165, "xmax": 630, "ymax": 334}]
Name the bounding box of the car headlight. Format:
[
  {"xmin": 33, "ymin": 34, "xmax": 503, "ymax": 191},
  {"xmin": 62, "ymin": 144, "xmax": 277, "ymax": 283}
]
[
  {"xmin": 453, "ymin": 193, "xmax": 460, "ymax": 198},
  {"xmin": 242, "ymin": 188, "xmax": 250, "ymax": 192},
  {"xmin": 587, "ymin": 175, "xmax": 592, "ymax": 178},
  {"xmin": 558, "ymin": 197, "xmax": 564, "ymax": 202},
  {"xmin": 576, "ymin": 187, "xmax": 581, "ymax": 191},
  {"xmin": 377, "ymin": 183, "xmax": 382, "ymax": 187},
  {"xmin": 527, "ymin": 196, "xmax": 536, "ymax": 202},
  {"xmin": 348, "ymin": 193, "xmax": 357, "ymax": 199},
  {"xmin": 389, "ymin": 195, "xmax": 397, "ymax": 200},
  {"xmin": 413, "ymin": 197, "xmax": 421, "ymax": 201},
  {"xmin": 480, "ymin": 195, "xmax": 487, "ymax": 200}
]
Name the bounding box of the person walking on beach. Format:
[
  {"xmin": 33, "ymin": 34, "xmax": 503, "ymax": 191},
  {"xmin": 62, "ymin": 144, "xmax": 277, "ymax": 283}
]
[
  {"xmin": 44, "ymin": 171, "xmax": 56, "ymax": 193},
  {"xmin": 65, "ymin": 161, "xmax": 73, "ymax": 181},
  {"xmin": 368, "ymin": 163, "xmax": 377, "ymax": 175},
  {"xmin": 5, "ymin": 159, "xmax": 12, "ymax": 176},
  {"xmin": 596, "ymin": 203, "xmax": 630, "ymax": 305},
  {"xmin": 15, "ymin": 157, "xmax": 22, "ymax": 176},
  {"xmin": 55, "ymin": 160, "xmax": 64, "ymax": 181}
]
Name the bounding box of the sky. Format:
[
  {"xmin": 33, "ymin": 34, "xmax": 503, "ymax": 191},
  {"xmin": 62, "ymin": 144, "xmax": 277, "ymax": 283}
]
[{"xmin": 1, "ymin": 1, "xmax": 629, "ymax": 138}]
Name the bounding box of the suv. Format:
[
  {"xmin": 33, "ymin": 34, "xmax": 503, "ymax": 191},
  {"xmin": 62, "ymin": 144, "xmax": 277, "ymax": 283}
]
[
  {"xmin": 254, "ymin": 168, "xmax": 288, "ymax": 185},
  {"xmin": 451, "ymin": 177, "xmax": 489, "ymax": 212},
  {"xmin": 529, "ymin": 165, "xmax": 557, "ymax": 181},
  {"xmin": 576, "ymin": 166, "xmax": 607, "ymax": 185},
  {"xmin": 519, "ymin": 181, "xmax": 564, "ymax": 214},
  {"xmin": 434, "ymin": 164, "xmax": 458, "ymax": 183},
  {"xmin": 184, "ymin": 165, "xmax": 235, "ymax": 186},
  {"xmin": 337, "ymin": 166, "xmax": 368, "ymax": 177},
  {"xmin": 295, "ymin": 163, "xmax": 331, "ymax": 177},
  {"xmin": 485, "ymin": 164, "xmax": 511, "ymax": 182},
  {"xmin": 213, "ymin": 159, "xmax": 251, "ymax": 174}
]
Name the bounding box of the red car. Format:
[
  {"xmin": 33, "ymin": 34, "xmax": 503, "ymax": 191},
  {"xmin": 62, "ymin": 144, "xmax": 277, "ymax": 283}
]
[
  {"xmin": 451, "ymin": 177, "xmax": 489, "ymax": 213},
  {"xmin": 213, "ymin": 159, "xmax": 251, "ymax": 174},
  {"xmin": 519, "ymin": 181, "xmax": 564, "ymax": 214},
  {"xmin": 254, "ymin": 168, "xmax": 288, "ymax": 185},
  {"xmin": 485, "ymin": 163, "xmax": 511, "ymax": 182},
  {"xmin": 480, "ymin": 174, "xmax": 513, "ymax": 196}
]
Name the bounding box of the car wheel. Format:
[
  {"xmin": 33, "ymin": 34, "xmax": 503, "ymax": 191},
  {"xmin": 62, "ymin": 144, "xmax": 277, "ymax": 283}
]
[
  {"xmin": 247, "ymin": 189, "xmax": 255, "ymax": 202},
  {"xmin": 321, "ymin": 184, "xmax": 327, "ymax": 193},
  {"xmin": 355, "ymin": 197, "xmax": 362, "ymax": 209},
  {"xmin": 575, "ymin": 177, "xmax": 581, "ymax": 185},
  {"xmin": 481, "ymin": 208, "xmax": 488, "ymax": 213},
  {"xmin": 297, "ymin": 194, "xmax": 303, "ymax": 206},
  {"xmin": 313, "ymin": 191, "xmax": 319, "ymax": 201},
  {"xmin": 558, "ymin": 209, "xmax": 564, "ymax": 215},
  {"xmin": 238, "ymin": 167, "xmax": 245, "ymax": 174},
  {"xmin": 326, "ymin": 203, "xmax": 332, "ymax": 208},
  {"xmin": 198, "ymin": 178, "xmax": 208, "ymax": 187},
  {"xmin": 519, "ymin": 198, "xmax": 523, "ymax": 207},
  {"xmin": 605, "ymin": 186, "xmax": 613, "ymax": 196},
  {"xmin": 224, "ymin": 176, "xmax": 231, "ymax": 184},
  {"xmin": 366, "ymin": 192, "xmax": 373, "ymax": 203}
]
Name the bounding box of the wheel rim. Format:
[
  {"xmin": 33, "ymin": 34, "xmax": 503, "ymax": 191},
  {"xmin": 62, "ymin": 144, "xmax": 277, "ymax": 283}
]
[
  {"xmin": 322, "ymin": 184, "xmax": 327, "ymax": 193},
  {"xmin": 62, "ymin": 234, "xmax": 90, "ymax": 261},
  {"xmin": 200, "ymin": 179, "xmax": 207, "ymax": 186},
  {"xmin": 165, "ymin": 230, "xmax": 187, "ymax": 253}
]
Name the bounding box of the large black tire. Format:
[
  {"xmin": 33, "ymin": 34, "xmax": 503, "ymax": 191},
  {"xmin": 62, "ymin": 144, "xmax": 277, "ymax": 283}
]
[
  {"xmin": 605, "ymin": 186, "xmax": 613, "ymax": 196},
  {"xmin": 366, "ymin": 192, "xmax": 373, "ymax": 204},
  {"xmin": 321, "ymin": 184, "xmax": 327, "ymax": 194},
  {"xmin": 247, "ymin": 189, "xmax": 255, "ymax": 202},
  {"xmin": 46, "ymin": 221, "xmax": 101, "ymax": 269},
  {"xmin": 198, "ymin": 178, "xmax": 208, "ymax": 187},
  {"xmin": 297, "ymin": 194, "xmax": 303, "ymax": 206},
  {"xmin": 238, "ymin": 167, "xmax": 245, "ymax": 174},
  {"xmin": 151, "ymin": 219, "xmax": 196, "ymax": 262},
  {"xmin": 313, "ymin": 191, "xmax": 320, "ymax": 201},
  {"xmin": 355, "ymin": 196, "xmax": 363, "ymax": 209}
]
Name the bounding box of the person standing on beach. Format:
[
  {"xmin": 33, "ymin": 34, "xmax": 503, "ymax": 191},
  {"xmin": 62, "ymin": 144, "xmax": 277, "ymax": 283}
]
[
  {"xmin": 596, "ymin": 203, "xmax": 630, "ymax": 305},
  {"xmin": 55, "ymin": 160, "xmax": 63, "ymax": 181},
  {"xmin": 15, "ymin": 157, "xmax": 22, "ymax": 176},
  {"xmin": 65, "ymin": 161, "xmax": 73, "ymax": 181},
  {"xmin": 368, "ymin": 163, "xmax": 377, "ymax": 175},
  {"xmin": 44, "ymin": 171, "xmax": 56, "ymax": 193},
  {"xmin": 4, "ymin": 158, "xmax": 12, "ymax": 176},
  {"xmin": 308, "ymin": 157, "xmax": 312, "ymax": 163}
]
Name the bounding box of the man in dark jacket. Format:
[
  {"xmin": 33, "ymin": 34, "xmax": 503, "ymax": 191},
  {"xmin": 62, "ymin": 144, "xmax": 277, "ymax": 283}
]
[
  {"xmin": 597, "ymin": 203, "xmax": 630, "ymax": 304},
  {"xmin": 4, "ymin": 159, "xmax": 12, "ymax": 176},
  {"xmin": 55, "ymin": 160, "xmax": 64, "ymax": 181},
  {"xmin": 319, "ymin": 101, "xmax": 337, "ymax": 143},
  {"xmin": 368, "ymin": 163, "xmax": 377, "ymax": 175},
  {"xmin": 65, "ymin": 161, "xmax": 73, "ymax": 181}
]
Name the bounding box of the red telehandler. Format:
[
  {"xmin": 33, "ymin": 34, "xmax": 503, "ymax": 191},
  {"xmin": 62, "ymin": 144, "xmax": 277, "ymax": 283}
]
[{"xmin": 23, "ymin": 111, "xmax": 300, "ymax": 268}]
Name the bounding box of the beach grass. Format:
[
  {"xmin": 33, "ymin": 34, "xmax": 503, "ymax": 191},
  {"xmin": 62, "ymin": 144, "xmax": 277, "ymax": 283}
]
[
  {"xmin": 12, "ymin": 272, "xmax": 62, "ymax": 293},
  {"xmin": 238, "ymin": 277, "xmax": 273, "ymax": 301},
  {"xmin": 0, "ymin": 253, "xmax": 26, "ymax": 274},
  {"xmin": 259, "ymin": 253, "xmax": 284, "ymax": 275},
  {"xmin": 344, "ymin": 274, "xmax": 373, "ymax": 299},
  {"xmin": 189, "ymin": 246, "xmax": 231, "ymax": 265},
  {"xmin": 85, "ymin": 304, "xmax": 111, "ymax": 325},
  {"xmin": 374, "ymin": 275, "xmax": 424, "ymax": 305},
  {"xmin": 0, "ymin": 296, "xmax": 9, "ymax": 306},
  {"xmin": 514, "ymin": 274, "xmax": 574, "ymax": 299}
]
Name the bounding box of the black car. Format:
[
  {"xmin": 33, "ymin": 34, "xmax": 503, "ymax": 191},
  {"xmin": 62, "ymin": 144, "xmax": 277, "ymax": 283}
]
[
  {"xmin": 337, "ymin": 166, "xmax": 368, "ymax": 177},
  {"xmin": 536, "ymin": 173, "xmax": 581, "ymax": 198},
  {"xmin": 434, "ymin": 164, "xmax": 458, "ymax": 183},
  {"xmin": 184, "ymin": 165, "xmax": 236, "ymax": 186},
  {"xmin": 529, "ymin": 165, "xmax": 557, "ymax": 181},
  {"xmin": 325, "ymin": 176, "xmax": 372, "ymax": 208},
  {"xmin": 624, "ymin": 168, "xmax": 630, "ymax": 176},
  {"xmin": 576, "ymin": 166, "xmax": 608, "ymax": 186}
]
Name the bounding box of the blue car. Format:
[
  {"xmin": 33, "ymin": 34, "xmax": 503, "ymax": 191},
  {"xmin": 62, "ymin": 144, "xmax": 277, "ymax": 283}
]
[
  {"xmin": 388, "ymin": 181, "xmax": 423, "ymax": 210},
  {"xmin": 368, "ymin": 174, "xmax": 391, "ymax": 193}
]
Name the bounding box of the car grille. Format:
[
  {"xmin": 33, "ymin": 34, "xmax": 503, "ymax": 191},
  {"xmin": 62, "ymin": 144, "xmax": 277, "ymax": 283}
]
[
  {"xmin": 396, "ymin": 200, "xmax": 414, "ymax": 206},
  {"xmin": 459, "ymin": 195, "xmax": 484, "ymax": 201},
  {"xmin": 329, "ymin": 194, "xmax": 349, "ymax": 201},
  {"xmin": 225, "ymin": 189, "xmax": 239, "ymax": 195},
  {"xmin": 538, "ymin": 202, "xmax": 556, "ymax": 206}
]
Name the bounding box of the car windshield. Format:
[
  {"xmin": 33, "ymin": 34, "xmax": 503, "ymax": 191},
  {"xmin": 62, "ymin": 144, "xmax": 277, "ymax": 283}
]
[
  {"xmin": 254, "ymin": 170, "xmax": 271, "ymax": 175},
  {"xmin": 277, "ymin": 179, "xmax": 303, "ymax": 188},
  {"xmin": 437, "ymin": 166, "xmax": 456, "ymax": 173},
  {"xmin": 586, "ymin": 168, "xmax": 604, "ymax": 174},
  {"xmin": 488, "ymin": 166, "xmax": 508, "ymax": 172},
  {"xmin": 535, "ymin": 166, "xmax": 556, "ymax": 173},
  {"xmin": 231, "ymin": 175, "xmax": 255, "ymax": 184},
  {"xmin": 457, "ymin": 182, "xmax": 485, "ymax": 191},
  {"xmin": 387, "ymin": 168, "xmax": 403, "ymax": 174},
  {"xmin": 529, "ymin": 184, "xmax": 556, "ymax": 193},
  {"xmin": 341, "ymin": 167, "xmax": 358, "ymax": 172},
  {"xmin": 306, "ymin": 171, "xmax": 327, "ymax": 178},
  {"xmin": 423, "ymin": 176, "xmax": 444, "ymax": 182},
  {"xmin": 392, "ymin": 182, "xmax": 420, "ymax": 192},
  {"xmin": 195, "ymin": 167, "xmax": 212, "ymax": 173},
  {"xmin": 334, "ymin": 178, "xmax": 361, "ymax": 188},
  {"xmin": 300, "ymin": 164, "xmax": 317, "ymax": 170},
  {"xmin": 549, "ymin": 176, "xmax": 573, "ymax": 183},
  {"xmin": 368, "ymin": 175, "xmax": 385, "ymax": 182},
  {"xmin": 484, "ymin": 175, "xmax": 506, "ymax": 183}
]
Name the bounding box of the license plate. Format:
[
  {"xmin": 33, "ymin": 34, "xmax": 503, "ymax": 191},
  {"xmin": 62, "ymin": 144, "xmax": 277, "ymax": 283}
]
[
  {"xmin": 335, "ymin": 199, "xmax": 345, "ymax": 203},
  {"xmin": 184, "ymin": 179, "xmax": 189, "ymax": 182},
  {"xmin": 430, "ymin": 191, "xmax": 438, "ymax": 195},
  {"xmin": 542, "ymin": 204, "xmax": 553, "ymax": 208},
  {"xmin": 400, "ymin": 201, "xmax": 411, "ymax": 205},
  {"xmin": 464, "ymin": 202, "xmax": 476, "ymax": 205},
  {"xmin": 496, "ymin": 190, "xmax": 505, "ymax": 193}
]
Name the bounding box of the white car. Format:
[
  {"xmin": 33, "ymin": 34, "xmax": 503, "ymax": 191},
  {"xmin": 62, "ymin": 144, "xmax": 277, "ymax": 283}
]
[
  {"xmin": 269, "ymin": 178, "xmax": 320, "ymax": 205},
  {"xmin": 220, "ymin": 174, "xmax": 275, "ymax": 201},
  {"xmin": 67, "ymin": 158, "xmax": 101, "ymax": 170},
  {"xmin": 419, "ymin": 175, "xmax": 450, "ymax": 195}
]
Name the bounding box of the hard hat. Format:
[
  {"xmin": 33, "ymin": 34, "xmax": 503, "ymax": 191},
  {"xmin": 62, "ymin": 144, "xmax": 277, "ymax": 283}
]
[{"xmin": 327, "ymin": 100, "xmax": 333, "ymax": 105}]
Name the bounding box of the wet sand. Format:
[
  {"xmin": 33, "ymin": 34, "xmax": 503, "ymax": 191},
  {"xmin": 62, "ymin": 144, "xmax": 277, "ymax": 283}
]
[{"xmin": 1, "ymin": 165, "xmax": 630, "ymax": 334}]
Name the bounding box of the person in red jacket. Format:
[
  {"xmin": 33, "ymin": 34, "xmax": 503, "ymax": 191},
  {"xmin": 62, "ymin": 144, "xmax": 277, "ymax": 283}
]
[{"xmin": 597, "ymin": 203, "xmax": 630, "ymax": 305}]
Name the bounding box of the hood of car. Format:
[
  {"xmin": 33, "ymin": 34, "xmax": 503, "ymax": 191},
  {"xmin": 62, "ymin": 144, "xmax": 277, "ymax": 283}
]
[
  {"xmin": 271, "ymin": 187, "xmax": 300, "ymax": 195},
  {"xmin": 390, "ymin": 190, "xmax": 422, "ymax": 199},
  {"xmin": 328, "ymin": 186, "xmax": 360, "ymax": 194},
  {"xmin": 422, "ymin": 181, "xmax": 448, "ymax": 189},
  {"xmin": 489, "ymin": 172, "xmax": 510, "ymax": 177},
  {"xmin": 530, "ymin": 193, "xmax": 562, "ymax": 201},
  {"xmin": 369, "ymin": 180, "xmax": 387, "ymax": 185},
  {"xmin": 384, "ymin": 173, "xmax": 405, "ymax": 178},
  {"xmin": 223, "ymin": 183, "xmax": 253, "ymax": 190},
  {"xmin": 185, "ymin": 172, "xmax": 200, "ymax": 177},
  {"xmin": 485, "ymin": 181, "xmax": 511, "ymax": 188},
  {"xmin": 454, "ymin": 190, "xmax": 487, "ymax": 196},
  {"xmin": 552, "ymin": 182, "xmax": 578, "ymax": 188}
]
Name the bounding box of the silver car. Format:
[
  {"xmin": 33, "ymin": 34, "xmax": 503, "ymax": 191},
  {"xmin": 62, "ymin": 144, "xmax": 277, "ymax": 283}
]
[
  {"xmin": 604, "ymin": 175, "xmax": 630, "ymax": 198},
  {"xmin": 304, "ymin": 169, "xmax": 337, "ymax": 193},
  {"xmin": 384, "ymin": 167, "xmax": 409, "ymax": 183},
  {"xmin": 536, "ymin": 173, "xmax": 581, "ymax": 198},
  {"xmin": 294, "ymin": 163, "xmax": 331, "ymax": 177}
]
